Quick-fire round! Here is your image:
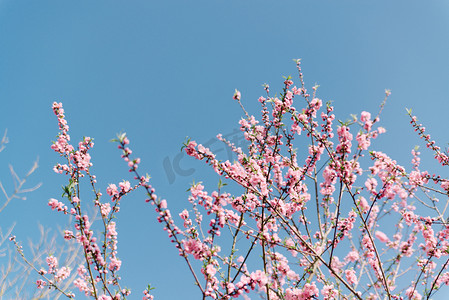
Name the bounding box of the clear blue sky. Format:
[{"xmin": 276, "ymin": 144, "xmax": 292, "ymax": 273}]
[{"xmin": 1, "ymin": 1, "xmax": 449, "ymax": 299}]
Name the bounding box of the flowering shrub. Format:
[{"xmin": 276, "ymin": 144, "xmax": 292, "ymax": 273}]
[{"xmin": 13, "ymin": 61, "xmax": 449, "ymax": 299}]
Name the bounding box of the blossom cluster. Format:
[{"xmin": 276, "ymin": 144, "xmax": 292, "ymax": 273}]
[
  {"xmin": 112, "ymin": 61, "xmax": 449, "ymax": 299},
  {"xmin": 13, "ymin": 63, "xmax": 449, "ymax": 300},
  {"xmin": 14, "ymin": 102, "xmax": 153, "ymax": 300}
]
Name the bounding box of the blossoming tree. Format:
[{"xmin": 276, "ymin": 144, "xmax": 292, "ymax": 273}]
[{"xmin": 14, "ymin": 61, "xmax": 449, "ymax": 300}]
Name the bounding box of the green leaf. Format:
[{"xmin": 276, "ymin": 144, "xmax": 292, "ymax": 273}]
[
  {"xmin": 181, "ymin": 136, "xmax": 191, "ymax": 152},
  {"xmin": 218, "ymin": 178, "xmax": 227, "ymax": 189}
]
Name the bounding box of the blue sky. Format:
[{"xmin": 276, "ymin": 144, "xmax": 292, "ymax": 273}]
[{"xmin": 1, "ymin": 1, "xmax": 449, "ymax": 299}]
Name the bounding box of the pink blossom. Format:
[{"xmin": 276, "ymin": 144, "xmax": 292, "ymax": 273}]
[
  {"xmin": 321, "ymin": 284, "xmax": 338, "ymax": 299},
  {"xmin": 345, "ymin": 250, "xmax": 360, "ymax": 262},
  {"xmin": 356, "ymin": 133, "xmax": 371, "ymax": 150},
  {"xmin": 365, "ymin": 177, "xmax": 378, "ymax": 193},
  {"xmin": 119, "ymin": 181, "xmax": 131, "ymax": 193},
  {"xmin": 100, "ymin": 202, "xmax": 111, "ymax": 217},
  {"xmin": 46, "ymin": 255, "xmax": 58, "ymax": 274},
  {"xmin": 405, "ymin": 286, "xmax": 422, "ymax": 300},
  {"xmin": 55, "ymin": 266, "xmax": 71, "ymax": 282},
  {"xmin": 106, "ymin": 222, "xmax": 118, "ymax": 239},
  {"xmin": 160, "ymin": 199, "xmax": 167, "ymax": 209},
  {"xmin": 109, "ymin": 257, "xmax": 122, "ymax": 271},
  {"xmin": 345, "ymin": 269, "xmax": 358, "ymax": 285},
  {"xmin": 48, "ymin": 198, "xmax": 67, "ymax": 213},
  {"xmin": 205, "ymin": 264, "xmax": 217, "ymax": 276},
  {"xmin": 360, "ymin": 111, "xmax": 371, "ymax": 123},
  {"xmin": 36, "ymin": 279, "xmax": 47, "ymax": 289},
  {"xmin": 375, "ymin": 231, "xmax": 389, "ymax": 243},
  {"xmin": 107, "ymin": 184, "xmax": 119, "ymax": 196}
]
